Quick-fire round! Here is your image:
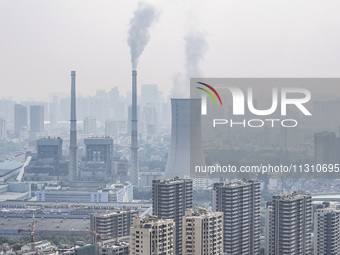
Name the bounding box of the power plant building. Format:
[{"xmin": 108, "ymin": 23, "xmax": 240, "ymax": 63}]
[
  {"xmin": 24, "ymin": 137, "xmax": 68, "ymax": 181},
  {"xmin": 79, "ymin": 137, "xmax": 114, "ymax": 181},
  {"xmin": 36, "ymin": 137, "xmax": 62, "ymax": 162}
]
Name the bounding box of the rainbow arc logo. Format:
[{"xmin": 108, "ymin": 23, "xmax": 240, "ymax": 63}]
[{"xmin": 196, "ymin": 82, "xmax": 222, "ymax": 106}]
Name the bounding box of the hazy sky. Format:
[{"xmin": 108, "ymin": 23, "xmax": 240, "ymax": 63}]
[{"xmin": 1, "ymin": 0, "xmax": 340, "ymax": 101}]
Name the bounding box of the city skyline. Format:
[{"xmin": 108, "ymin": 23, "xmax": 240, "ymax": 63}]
[{"xmin": 1, "ymin": 1, "xmax": 340, "ymax": 254}]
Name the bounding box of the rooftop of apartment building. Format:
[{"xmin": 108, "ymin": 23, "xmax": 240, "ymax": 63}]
[
  {"xmin": 273, "ymin": 191, "xmax": 311, "ymax": 200},
  {"xmin": 184, "ymin": 207, "xmax": 222, "ymax": 217},
  {"xmin": 134, "ymin": 214, "xmax": 174, "ymax": 228},
  {"xmin": 152, "ymin": 176, "xmax": 191, "ymax": 185},
  {"xmin": 215, "ymin": 179, "xmax": 259, "ymax": 188}
]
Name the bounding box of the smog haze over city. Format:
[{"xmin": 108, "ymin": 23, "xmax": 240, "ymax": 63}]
[
  {"xmin": 1, "ymin": 0, "xmax": 340, "ymax": 101},
  {"xmin": 2, "ymin": 1, "xmax": 340, "ymax": 255}
]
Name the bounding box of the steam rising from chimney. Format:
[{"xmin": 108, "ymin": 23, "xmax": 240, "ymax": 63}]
[
  {"xmin": 171, "ymin": 30, "xmax": 207, "ymax": 98},
  {"xmin": 127, "ymin": 2, "xmax": 158, "ymax": 70},
  {"xmin": 185, "ymin": 30, "xmax": 207, "ymax": 78}
]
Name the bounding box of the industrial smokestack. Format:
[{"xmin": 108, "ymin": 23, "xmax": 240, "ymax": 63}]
[
  {"xmin": 127, "ymin": 3, "xmax": 158, "ymax": 186},
  {"xmin": 131, "ymin": 70, "xmax": 139, "ymax": 186},
  {"xmin": 164, "ymin": 99, "xmax": 206, "ymax": 178},
  {"xmin": 69, "ymin": 71, "xmax": 78, "ymax": 182}
]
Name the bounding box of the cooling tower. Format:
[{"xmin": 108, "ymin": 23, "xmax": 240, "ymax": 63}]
[
  {"xmin": 69, "ymin": 71, "xmax": 78, "ymax": 181},
  {"xmin": 164, "ymin": 99, "xmax": 206, "ymax": 178}
]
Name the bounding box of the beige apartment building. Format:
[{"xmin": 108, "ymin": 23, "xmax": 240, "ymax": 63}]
[
  {"xmin": 130, "ymin": 214, "xmax": 175, "ymax": 255},
  {"xmin": 182, "ymin": 207, "xmax": 224, "ymax": 255}
]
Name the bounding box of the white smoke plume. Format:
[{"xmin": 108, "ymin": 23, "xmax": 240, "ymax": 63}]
[
  {"xmin": 171, "ymin": 30, "xmax": 208, "ymax": 98},
  {"xmin": 127, "ymin": 2, "xmax": 158, "ymax": 70},
  {"xmin": 185, "ymin": 30, "xmax": 207, "ymax": 78}
]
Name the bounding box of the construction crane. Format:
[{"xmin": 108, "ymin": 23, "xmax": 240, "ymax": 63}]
[{"xmin": 18, "ymin": 213, "xmax": 36, "ymax": 251}]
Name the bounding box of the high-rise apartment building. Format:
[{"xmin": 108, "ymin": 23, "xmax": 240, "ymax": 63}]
[
  {"xmin": 314, "ymin": 207, "xmax": 340, "ymax": 255},
  {"xmin": 90, "ymin": 209, "xmax": 138, "ymax": 243},
  {"xmin": 213, "ymin": 180, "xmax": 260, "ymax": 255},
  {"xmin": 265, "ymin": 192, "xmax": 312, "ymax": 255},
  {"xmin": 14, "ymin": 104, "xmax": 27, "ymax": 137},
  {"xmin": 30, "ymin": 105, "xmax": 44, "ymax": 133},
  {"xmin": 130, "ymin": 214, "xmax": 175, "ymax": 255},
  {"xmin": 152, "ymin": 177, "xmax": 193, "ymax": 255},
  {"xmin": 182, "ymin": 207, "xmax": 224, "ymax": 255}
]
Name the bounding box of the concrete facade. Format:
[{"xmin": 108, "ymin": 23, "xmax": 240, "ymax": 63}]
[{"xmin": 130, "ymin": 214, "xmax": 175, "ymax": 255}]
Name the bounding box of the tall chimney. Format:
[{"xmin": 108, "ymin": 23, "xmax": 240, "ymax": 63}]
[
  {"xmin": 69, "ymin": 71, "xmax": 78, "ymax": 182},
  {"xmin": 131, "ymin": 70, "xmax": 139, "ymax": 185},
  {"xmin": 164, "ymin": 98, "xmax": 206, "ymax": 178}
]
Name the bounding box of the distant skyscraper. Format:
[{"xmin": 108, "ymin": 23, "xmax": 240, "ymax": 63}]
[
  {"xmin": 0, "ymin": 118, "xmax": 6, "ymax": 139},
  {"xmin": 265, "ymin": 192, "xmax": 312, "ymax": 255},
  {"xmin": 30, "ymin": 105, "xmax": 44, "ymax": 133},
  {"xmin": 213, "ymin": 180, "xmax": 260, "ymax": 255},
  {"xmin": 14, "ymin": 104, "xmax": 27, "ymax": 137},
  {"xmin": 90, "ymin": 209, "xmax": 138, "ymax": 243},
  {"xmin": 314, "ymin": 131, "xmax": 340, "ymax": 164},
  {"xmin": 314, "ymin": 207, "xmax": 340, "ymax": 255},
  {"xmin": 109, "ymin": 87, "xmax": 126, "ymax": 121},
  {"xmin": 141, "ymin": 84, "xmax": 158, "ymax": 107},
  {"xmin": 130, "ymin": 214, "xmax": 175, "ymax": 255},
  {"xmin": 83, "ymin": 116, "xmax": 96, "ymax": 135},
  {"xmin": 152, "ymin": 177, "xmax": 193, "ymax": 255},
  {"xmin": 182, "ymin": 207, "xmax": 224, "ymax": 255},
  {"xmin": 0, "ymin": 99, "xmax": 14, "ymax": 125},
  {"xmin": 49, "ymin": 95, "xmax": 59, "ymax": 126},
  {"xmin": 141, "ymin": 103, "xmax": 157, "ymax": 134},
  {"xmin": 105, "ymin": 119, "xmax": 126, "ymax": 137}
]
